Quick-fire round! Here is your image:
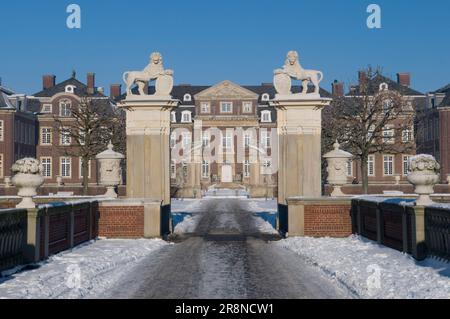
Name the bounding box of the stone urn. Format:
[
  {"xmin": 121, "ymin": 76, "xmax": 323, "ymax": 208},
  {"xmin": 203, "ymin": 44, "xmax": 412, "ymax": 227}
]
[
  {"xmin": 96, "ymin": 142, "xmax": 125, "ymax": 198},
  {"xmin": 407, "ymin": 154, "xmax": 440, "ymax": 206},
  {"xmin": 323, "ymin": 141, "xmax": 353, "ymax": 197},
  {"xmin": 11, "ymin": 158, "xmax": 45, "ymax": 209}
]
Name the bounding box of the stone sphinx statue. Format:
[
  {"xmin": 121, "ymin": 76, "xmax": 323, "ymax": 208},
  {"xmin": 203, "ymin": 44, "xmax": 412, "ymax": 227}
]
[
  {"xmin": 123, "ymin": 52, "xmax": 174, "ymax": 97},
  {"xmin": 273, "ymin": 50, "xmax": 323, "ymax": 96}
]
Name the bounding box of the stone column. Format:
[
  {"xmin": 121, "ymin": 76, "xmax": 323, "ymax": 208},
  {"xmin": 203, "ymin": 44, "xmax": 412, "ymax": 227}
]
[
  {"xmin": 270, "ymin": 96, "xmax": 331, "ymax": 205},
  {"xmin": 119, "ymin": 96, "xmax": 179, "ymax": 205}
]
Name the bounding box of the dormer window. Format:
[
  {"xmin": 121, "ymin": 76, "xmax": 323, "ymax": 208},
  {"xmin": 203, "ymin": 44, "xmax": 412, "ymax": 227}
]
[
  {"xmin": 183, "ymin": 94, "xmax": 192, "ymax": 102},
  {"xmin": 379, "ymin": 83, "xmax": 388, "ymax": 91},
  {"xmin": 181, "ymin": 111, "xmax": 192, "ymax": 123},
  {"xmin": 261, "ymin": 110, "xmax": 272, "ymax": 123},
  {"xmin": 171, "ymin": 111, "xmax": 177, "ymax": 123},
  {"xmin": 65, "ymin": 85, "xmax": 76, "ymax": 93},
  {"xmin": 261, "ymin": 93, "xmax": 270, "ymax": 102}
]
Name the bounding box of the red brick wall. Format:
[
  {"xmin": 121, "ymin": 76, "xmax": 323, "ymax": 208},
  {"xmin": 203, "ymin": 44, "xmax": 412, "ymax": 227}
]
[
  {"xmin": 98, "ymin": 205, "xmax": 144, "ymax": 238},
  {"xmin": 304, "ymin": 204, "xmax": 352, "ymax": 237}
]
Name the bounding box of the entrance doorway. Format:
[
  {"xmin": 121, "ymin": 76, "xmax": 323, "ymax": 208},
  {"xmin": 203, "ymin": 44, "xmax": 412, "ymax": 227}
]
[{"xmin": 221, "ymin": 164, "xmax": 232, "ymax": 183}]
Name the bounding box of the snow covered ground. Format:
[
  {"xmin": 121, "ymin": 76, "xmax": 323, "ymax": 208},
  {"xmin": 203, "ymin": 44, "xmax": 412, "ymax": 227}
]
[
  {"xmin": 0, "ymin": 239, "xmax": 168, "ymax": 299},
  {"xmin": 173, "ymin": 214, "xmax": 201, "ymax": 234},
  {"xmin": 275, "ymin": 235, "xmax": 450, "ymax": 299}
]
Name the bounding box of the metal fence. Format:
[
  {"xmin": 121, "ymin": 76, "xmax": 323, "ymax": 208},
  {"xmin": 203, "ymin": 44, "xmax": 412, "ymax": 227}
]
[
  {"xmin": 0, "ymin": 209, "xmax": 27, "ymax": 272},
  {"xmin": 425, "ymin": 206, "xmax": 450, "ymax": 260}
]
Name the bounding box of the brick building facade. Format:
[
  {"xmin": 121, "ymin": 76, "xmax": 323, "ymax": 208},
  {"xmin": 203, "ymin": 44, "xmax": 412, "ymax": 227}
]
[
  {"xmin": 417, "ymin": 84, "xmax": 450, "ymax": 182},
  {"xmin": 335, "ymin": 72, "xmax": 426, "ymax": 187},
  {"xmin": 0, "ymin": 86, "xmax": 37, "ymax": 182}
]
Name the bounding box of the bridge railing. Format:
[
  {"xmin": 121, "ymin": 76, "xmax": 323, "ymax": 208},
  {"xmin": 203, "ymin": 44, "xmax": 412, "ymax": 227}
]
[{"xmin": 0, "ymin": 209, "xmax": 27, "ymax": 272}]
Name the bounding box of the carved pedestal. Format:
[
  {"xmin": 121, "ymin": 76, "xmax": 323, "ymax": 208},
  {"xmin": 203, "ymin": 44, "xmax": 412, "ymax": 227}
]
[
  {"xmin": 119, "ymin": 96, "xmax": 179, "ymax": 205},
  {"xmin": 270, "ymin": 96, "xmax": 331, "ymax": 206}
]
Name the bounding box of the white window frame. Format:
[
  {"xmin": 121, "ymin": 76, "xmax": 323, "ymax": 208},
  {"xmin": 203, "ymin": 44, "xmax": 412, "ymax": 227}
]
[
  {"xmin": 383, "ymin": 155, "xmax": 394, "ymax": 176},
  {"xmin": 261, "ymin": 93, "xmax": 270, "ymax": 101},
  {"xmin": 60, "ymin": 157, "xmax": 72, "ymax": 178},
  {"xmin": 79, "ymin": 158, "xmax": 91, "ymax": 179},
  {"xmin": 244, "ymin": 160, "xmax": 250, "ymax": 177},
  {"xmin": 202, "ymin": 132, "xmax": 209, "ymax": 147},
  {"xmin": 200, "ymin": 102, "xmax": 210, "ymax": 114},
  {"xmin": 171, "ymin": 160, "xmax": 176, "ymax": 179},
  {"xmin": 181, "ymin": 111, "xmax": 192, "ymax": 123},
  {"xmin": 402, "ymin": 155, "xmax": 411, "ymax": 176},
  {"xmin": 0, "ymin": 153, "xmax": 3, "ymax": 178},
  {"xmin": 0, "ymin": 120, "xmax": 3, "ymax": 141},
  {"xmin": 182, "ymin": 132, "xmax": 191, "ymax": 149},
  {"xmin": 346, "ymin": 160, "xmax": 353, "ymax": 177},
  {"xmin": 183, "ymin": 94, "xmax": 192, "ymax": 102},
  {"xmin": 60, "ymin": 128, "xmax": 71, "ymax": 146},
  {"xmin": 222, "ymin": 133, "xmax": 232, "ymax": 151},
  {"xmin": 201, "ymin": 160, "xmax": 209, "ymax": 178},
  {"xmin": 402, "ymin": 127, "xmax": 413, "ymax": 143},
  {"xmin": 220, "ymin": 102, "xmax": 233, "ymax": 113},
  {"xmin": 40, "ymin": 127, "xmax": 52, "ymax": 145},
  {"xmin": 170, "ymin": 132, "xmax": 176, "ymax": 148},
  {"xmin": 368, "ymin": 155, "xmax": 375, "ymax": 177},
  {"xmin": 41, "ymin": 104, "xmax": 52, "ymax": 113},
  {"xmin": 382, "ymin": 125, "xmax": 395, "ymax": 144},
  {"xmin": 65, "ymin": 85, "xmax": 76, "ymax": 93},
  {"xmin": 244, "ymin": 133, "xmax": 251, "ymax": 148},
  {"xmin": 171, "ymin": 111, "xmax": 176, "ymax": 123},
  {"xmin": 242, "ymin": 101, "xmax": 252, "ymax": 113},
  {"xmin": 261, "ymin": 130, "xmax": 271, "ymax": 148},
  {"xmin": 59, "ymin": 99, "xmax": 72, "ymax": 117},
  {"xmin": 261, "ymin": 110, "xmax": 272, "ymax": 123},
  {"xmin": 40, "ymin": 157, "xmax": 52, "ymax": 178}
]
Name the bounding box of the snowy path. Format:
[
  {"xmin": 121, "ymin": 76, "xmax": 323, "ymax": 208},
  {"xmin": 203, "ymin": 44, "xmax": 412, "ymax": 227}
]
[
  {"xmin": 0, "ymin": 239, "xmax": 168, "ymax": 299},
  {"xmin": 103, "ymin": 199, "xmax": 351, "ymax": 299}
]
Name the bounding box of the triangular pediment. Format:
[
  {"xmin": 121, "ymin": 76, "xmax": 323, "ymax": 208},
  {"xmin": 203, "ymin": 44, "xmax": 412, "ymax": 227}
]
[{"xmin": 194, "ymin": 80, "xmax": 258, "ymax": 100}]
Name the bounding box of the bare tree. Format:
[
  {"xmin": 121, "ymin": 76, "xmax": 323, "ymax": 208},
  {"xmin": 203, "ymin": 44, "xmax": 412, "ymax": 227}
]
[
  {"xmin": 323, "ymin": 67, "xmax": 415, "ymax": 194},
  {"xmin": 54, "ymin": 96, "xmax": 116, "ymax": 195}
]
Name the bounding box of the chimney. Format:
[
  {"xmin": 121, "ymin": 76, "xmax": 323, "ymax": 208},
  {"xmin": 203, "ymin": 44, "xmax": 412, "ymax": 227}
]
[
  {"xmin": 87, "ymin": 73, "xmax": 95, "ymax": 94},
  {"xmin": 397, "ymin": 73, "xmax": 411, "ymax": 87},
  {"xmin": 110, "ymin": 84, "xmax": 122, "ymax": 99},
  {"xmin": 332, "ymin": 80, "xmax": 344, "ymax": 97},
  {"xmin": 358, "ymin": 71, "xmax": 367, "ymax": 86},
  {"xmin": 43, "ymin": 75, "xmax": 56, "ymax": 90}
]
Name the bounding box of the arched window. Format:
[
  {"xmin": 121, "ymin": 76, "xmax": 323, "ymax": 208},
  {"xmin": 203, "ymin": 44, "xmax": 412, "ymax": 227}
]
[
  {"xmin": 261, "ymin": 110, "xmax": 272, "ymax": 123},
  {"xmin": 379, "ymin": 82, "xmax": 389, "ymax": 91},
  {"xmin": 181, "ymin": 111, "xmax": 192, "ymax": 123},
  {"xmin": 261, "ymin": 93, "xmax": 270, "ymax": 102},
  {"xmin": 59, "ymin": 99, "xmax": 72, "ymax": 117},
  {"xmin": 183, "ymin": 94, "xmax": 192, "ymax": 102}
]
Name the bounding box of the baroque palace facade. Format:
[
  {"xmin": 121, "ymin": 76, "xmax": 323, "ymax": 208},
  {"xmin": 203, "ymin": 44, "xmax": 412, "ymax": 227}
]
[{"xmin": 165, "ymin": 80, "xmax": 331, "ymax": 198}]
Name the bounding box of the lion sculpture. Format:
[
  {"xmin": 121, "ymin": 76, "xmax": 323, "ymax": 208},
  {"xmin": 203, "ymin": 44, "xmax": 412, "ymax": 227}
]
[
  {"xmin": 274, "ymin": 50, "xmax": 323, "ymax": 95},
  {"xmin": 123, "ymin": 52, "xmax": 174, "ymax": 96}
]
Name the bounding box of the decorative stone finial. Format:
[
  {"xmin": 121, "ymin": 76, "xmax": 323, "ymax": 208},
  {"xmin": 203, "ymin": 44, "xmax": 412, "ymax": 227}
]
[
  {"xmin": 96, "ymin": 143, "xmax": 125, "ymax": 198},
  {"xmin": 11, "ymin": 158, "xmax": 45, "ymax": 209},
  {"xmin": 273, "ymin": 50, "xmax": 323, "ymax": 97},
  {"xmin": 407, "ymin": 154, "xmax": 440, "ymax": 206},
  {"xmin": 123, "ymin": 52, "xmax": 174, "ymax": 97},
  {"xmin": 323, "ymin": 142, "xmax": 353, "ymax": 197}
]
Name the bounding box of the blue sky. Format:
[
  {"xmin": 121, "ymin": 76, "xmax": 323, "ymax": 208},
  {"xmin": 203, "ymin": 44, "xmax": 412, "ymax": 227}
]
[{"xmin": 1, "ymin": 0, "xmax": 449, "ymax": 94}]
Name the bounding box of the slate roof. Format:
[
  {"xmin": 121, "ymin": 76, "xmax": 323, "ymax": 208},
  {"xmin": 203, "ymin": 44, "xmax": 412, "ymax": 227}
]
[
  {"xmin": 33, "ymin": 77, "xmax": 106, "ymax": 98},
  {"xmin": 0, "ymin": 92, "xmax": 13, "ymax": 109},
  {"xmin": 347, "ymin": 74, "xmax": 424, "ymax": 96}
]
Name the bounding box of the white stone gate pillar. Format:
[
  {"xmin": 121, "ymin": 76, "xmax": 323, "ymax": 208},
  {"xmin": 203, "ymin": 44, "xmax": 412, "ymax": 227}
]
[
  {"xmin": 271, "ymin": 96, "xmax": 330, "ymax": 204},
  {"xmin": 120, "ymin": 96, "xmax": 179, "ymax": 204}
]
